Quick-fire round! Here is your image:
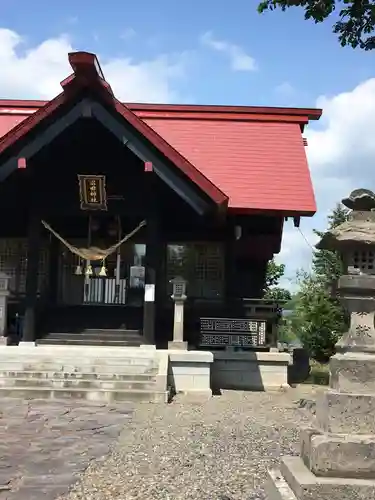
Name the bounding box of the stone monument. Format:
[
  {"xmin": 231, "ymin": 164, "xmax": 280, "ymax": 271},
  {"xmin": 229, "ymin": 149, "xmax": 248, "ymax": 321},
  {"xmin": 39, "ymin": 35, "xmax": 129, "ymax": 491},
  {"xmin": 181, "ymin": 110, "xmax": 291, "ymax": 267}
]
[{"xmin": 266, "ymin": 188, "xmax": 375, "ymax": 499}]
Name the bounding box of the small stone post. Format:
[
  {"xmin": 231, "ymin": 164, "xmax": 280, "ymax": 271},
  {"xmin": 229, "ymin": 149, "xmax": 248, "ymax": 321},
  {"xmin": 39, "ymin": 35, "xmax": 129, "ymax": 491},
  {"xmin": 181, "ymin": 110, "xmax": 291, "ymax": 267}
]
[
  {"xmin": 168, "ymin": 276, "xmax": 188, "ymax": 350},
  {"xmin": 266, "ymin": 189, "xmax": 375, "ymax": 499},
  {"xmin": 0, "ymin": 273, "xmax": 11, "ymax": 345}
]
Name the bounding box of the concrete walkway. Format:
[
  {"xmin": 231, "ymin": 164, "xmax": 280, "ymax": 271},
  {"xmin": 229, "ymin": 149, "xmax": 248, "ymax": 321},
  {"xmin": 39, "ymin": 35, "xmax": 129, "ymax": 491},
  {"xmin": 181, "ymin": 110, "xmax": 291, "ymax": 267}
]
[{"xmin": 0, "ymin": 399, "xmax": 132, "ymax": 500}]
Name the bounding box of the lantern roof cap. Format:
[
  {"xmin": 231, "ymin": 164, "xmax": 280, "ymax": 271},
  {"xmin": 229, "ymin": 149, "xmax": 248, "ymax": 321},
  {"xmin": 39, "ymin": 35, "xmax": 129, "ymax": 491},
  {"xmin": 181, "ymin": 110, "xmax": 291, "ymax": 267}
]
[
  {"xmin": 342, "ymin": 189, "xmax": 375, "ymax": 211},
  {"xmin": 317, "ymin": 189, "xmax": 375, "ymax": 251}
]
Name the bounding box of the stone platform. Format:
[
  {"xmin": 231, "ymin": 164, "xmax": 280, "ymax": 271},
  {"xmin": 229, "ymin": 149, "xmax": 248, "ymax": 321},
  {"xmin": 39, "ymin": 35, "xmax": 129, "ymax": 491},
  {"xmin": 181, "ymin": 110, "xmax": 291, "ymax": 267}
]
[{"xmin": 0, "ymin": 345, "xmax": 214, "ymax": 403}]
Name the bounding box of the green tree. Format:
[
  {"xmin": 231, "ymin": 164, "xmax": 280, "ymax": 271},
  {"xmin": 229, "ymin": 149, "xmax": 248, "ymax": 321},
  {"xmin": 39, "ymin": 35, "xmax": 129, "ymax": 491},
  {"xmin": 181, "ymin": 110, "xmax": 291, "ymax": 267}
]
[
  {"xmin": 264, "ymin": 259, "xmax": 285, "ymax": 289},
  {"xmin": 258, "ymin": 1, "xmax": 375, "ymax": 50},
  {"xmin": 313, "ymin": 203, "xmax": 349, "ymax": 285},
  {"xmin": 283, "ymin": 293, "xmax": 300, "ymax": 310},
  {"xmin": 278, "ymin": 318, "xmax": 298, "ymax": 344},
  {"xmin": 265, "ymin": 287, "xmax": 292, "ymax": 302},
  {"xmin": 287, "ymin": 204, "xmax": 349, "ymax": 361},
  {"xmin": 263, "ymin": 259, "xmax": 291, "ymax": 302},
  {"xmin": 291, "ymin": 273, "xmax": 345, "ymax": 361}
]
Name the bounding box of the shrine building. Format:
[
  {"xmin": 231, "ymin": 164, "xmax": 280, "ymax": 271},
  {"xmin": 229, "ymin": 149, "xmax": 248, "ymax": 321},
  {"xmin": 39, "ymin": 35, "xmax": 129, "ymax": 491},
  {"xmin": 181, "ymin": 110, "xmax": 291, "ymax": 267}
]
[{"xmin": 0, "ymin": 52, "xmax": 321, "ymax": 350}]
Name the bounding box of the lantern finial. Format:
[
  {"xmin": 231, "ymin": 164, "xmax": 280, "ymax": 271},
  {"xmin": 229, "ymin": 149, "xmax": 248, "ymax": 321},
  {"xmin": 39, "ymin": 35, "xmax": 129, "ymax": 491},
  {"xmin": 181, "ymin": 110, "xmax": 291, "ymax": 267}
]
[{"xmin": 342, "ymin": 188, "xmax": 375, "ymax": 211}]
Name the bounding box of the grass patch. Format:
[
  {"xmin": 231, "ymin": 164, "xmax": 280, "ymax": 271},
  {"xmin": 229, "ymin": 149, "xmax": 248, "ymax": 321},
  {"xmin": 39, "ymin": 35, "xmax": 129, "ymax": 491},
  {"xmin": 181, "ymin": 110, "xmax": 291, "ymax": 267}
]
[{"xmin": 306, "ymin": 360, "xmax": 330, "ymax": 385}]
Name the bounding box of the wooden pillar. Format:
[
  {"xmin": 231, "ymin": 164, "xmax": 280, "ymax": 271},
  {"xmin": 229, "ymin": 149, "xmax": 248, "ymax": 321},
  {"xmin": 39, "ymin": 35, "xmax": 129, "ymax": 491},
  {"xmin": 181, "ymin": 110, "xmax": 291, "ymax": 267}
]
[
  {"xmin": 143, "ymin": 215, "xmax": 159, "ymax": 344},
  {"xmin": 48, "ymin": 235, "xmax": 59, "ymax": 305},
  {"xmin": 22, "ymin": 215, "xmax": 41, "ymax": 342},
  {"xmin": 143, "ymin": 164, "xmax": 160, "ymax": 345},
  {"xmin": 224, "ymin": 234, "xmax": 235, "ymax": 300}
]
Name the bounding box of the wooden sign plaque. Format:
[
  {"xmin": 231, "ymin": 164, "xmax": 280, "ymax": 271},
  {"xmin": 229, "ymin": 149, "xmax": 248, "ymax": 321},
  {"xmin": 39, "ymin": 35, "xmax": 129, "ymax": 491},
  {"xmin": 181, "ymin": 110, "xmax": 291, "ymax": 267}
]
[{"xmin": 78, "ymin": 174, "xmax": 107, "ymax": 211}]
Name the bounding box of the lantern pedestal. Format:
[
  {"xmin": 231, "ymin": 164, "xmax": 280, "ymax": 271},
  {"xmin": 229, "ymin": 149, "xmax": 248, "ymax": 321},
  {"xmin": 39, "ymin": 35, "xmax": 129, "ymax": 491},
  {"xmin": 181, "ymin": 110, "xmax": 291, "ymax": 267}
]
[{"xmin": 336, "ymin": 274, "xmax": 375, "ymax": 354}]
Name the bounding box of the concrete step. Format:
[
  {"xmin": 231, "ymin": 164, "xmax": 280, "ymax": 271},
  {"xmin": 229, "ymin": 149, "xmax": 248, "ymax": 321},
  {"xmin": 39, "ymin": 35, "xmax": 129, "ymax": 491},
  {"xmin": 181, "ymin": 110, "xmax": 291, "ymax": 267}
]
[
  {"xmin": 82, "ymin": 329, "xmax": 142, "ymax": 335},
  {"xmin": 36, "ymin": 339, "xmax": 142, "ymax": 347},
  {"xmin": 0, "ymin": 346, "xmax": 167, "ymax": 403},
  {"xmin": 0, "ymin": 371, "xmax": 157, "ymax": 381},
  {"xmin": 0, "ymin": 362, "xmax": 158, "ymax": 375},
  {"xmin": 0, "ymin": 386, "xmax": 168, "ymax": 403},
  {"xmin": 0, "ymin": 377, "xmax": 157, "ymax": 391},
  {"xmin": 0, "ymin": 350, "xmax": 158, "ymax": 362},
  {"xmin": 0, "ymin": 353, "xmax": 157, "ymax": 363},
  {"xmin": 41, "ymin": 330, "xmax": 142, "ymax": 340},
  {"xmin": 1, "ymin": 346, "xmax": 157, "ymax": 358},
  {"xmin": 0, "ymin": 356, "xmax": 158, "ymax": 365}
]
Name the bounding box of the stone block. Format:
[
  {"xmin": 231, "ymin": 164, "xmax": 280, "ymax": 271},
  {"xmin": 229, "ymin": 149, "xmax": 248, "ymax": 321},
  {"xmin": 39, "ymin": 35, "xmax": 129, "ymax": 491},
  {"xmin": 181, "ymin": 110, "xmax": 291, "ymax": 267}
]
[
  {"xmin": 316, "ymin": 390, "xmax": 375, "ymax": 434},
  {"xmin": 300, "ymin": 427, "xmax": 375, "ymax": 478},
  {"xmin": 211, "ymin": 351, "xmax": 290, "ymax": 391},
  {"xmin": 167, "ymin": 350, "xmax": 212, "ymax": 396},
  {"xmin": 330, "ymin": 353, "xmax": 375, "ymax": 394},
  {"xmin": 266, "ymin": 469, "xmax": 298, "ymax": 500},
  {"xmin": 266, "ymin": 456, "xmax": 375, "ymax": 500},
  {"xmin": 167, "ymin": 341, "xmax": 188, "ymax": 350}
]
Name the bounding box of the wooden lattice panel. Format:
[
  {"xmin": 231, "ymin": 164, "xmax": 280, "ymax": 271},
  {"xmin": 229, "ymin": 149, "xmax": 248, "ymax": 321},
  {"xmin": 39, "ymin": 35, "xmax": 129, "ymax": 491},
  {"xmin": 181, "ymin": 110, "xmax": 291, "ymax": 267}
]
[
  {"xmin": 18, "ymin": 239, "xmax": 28, "ymax": 294},
  {"xmin": 166, "ymin": 243, "xmax": 224, "ymax": 299},
  {"xmin": 0, "ymin": 238, "xmax": 20, "ymax": 293},
  {"xmin": 0, "ymin": 238, "xmax": 49, "ymax": 296},
  {"xmin": 199, "ymin": 317, "xmax": 267, "ymax": 348},
  {"xmin": 38, "ymin": 243, "xmax": 50, "ymax": 295}
]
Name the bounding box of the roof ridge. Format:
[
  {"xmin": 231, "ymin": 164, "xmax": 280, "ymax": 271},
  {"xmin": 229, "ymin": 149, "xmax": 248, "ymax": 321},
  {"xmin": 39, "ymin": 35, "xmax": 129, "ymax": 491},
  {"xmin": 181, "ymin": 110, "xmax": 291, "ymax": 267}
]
[{"xmin": 0, "ymin": 99, "xmax": 322, "ymax": 121}]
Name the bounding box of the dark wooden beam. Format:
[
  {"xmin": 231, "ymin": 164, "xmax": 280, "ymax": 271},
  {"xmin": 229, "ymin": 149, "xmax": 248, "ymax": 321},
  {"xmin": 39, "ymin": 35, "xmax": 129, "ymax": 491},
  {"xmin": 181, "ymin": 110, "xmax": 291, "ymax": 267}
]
[
  {"xmin": 0, "ymin": 101, "xmax": 86, "ymax": 181},
  {"xmin": 293, "ymin": 216, "xmax": 301, "ymax": 228},
  {"xmin": 22, "ymin": 215, "xmax": 41, "ymax": 342},
  {"xmin": 92, "ymin": 101, "xmax": 211, "ymax": 215},
  {"xmin": 48, "ymin": 235, "xmax": 60, "ymax": 305},
  {"xmin": 143, "ymin": 169, "xmax": 161, "ymax": 345}
]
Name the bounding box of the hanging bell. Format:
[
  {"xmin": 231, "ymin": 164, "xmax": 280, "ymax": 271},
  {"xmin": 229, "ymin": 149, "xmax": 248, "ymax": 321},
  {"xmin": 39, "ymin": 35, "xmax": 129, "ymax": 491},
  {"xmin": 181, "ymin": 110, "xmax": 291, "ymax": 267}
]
[
  {"xmin": 74, "ymin": 265, "xmax": 83, "ymax": 276},
  {"xmin": 99, "ymin": 265, "xmax": 107, "ymax": 277},
  {"xmin": 85, "ymin": 265, "xmax": 93, "ymax": 276}
]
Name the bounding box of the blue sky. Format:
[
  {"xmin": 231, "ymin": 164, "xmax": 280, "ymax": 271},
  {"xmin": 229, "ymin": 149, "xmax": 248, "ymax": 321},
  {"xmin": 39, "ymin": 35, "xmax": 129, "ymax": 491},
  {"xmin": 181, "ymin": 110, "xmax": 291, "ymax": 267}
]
[
  {"xmin": 2, "ymin": 0, "xmax": 372, "ymax": 106},
  {"xmin": 0, "ymin": 0, "xmax": 374, "ymax": 288}
]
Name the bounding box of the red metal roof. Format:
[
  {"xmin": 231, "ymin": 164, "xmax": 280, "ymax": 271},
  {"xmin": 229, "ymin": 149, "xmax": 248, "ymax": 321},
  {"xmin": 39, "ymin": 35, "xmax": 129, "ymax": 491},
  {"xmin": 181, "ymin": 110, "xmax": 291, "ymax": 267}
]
[
  {"xmin": 143, "ymin": 118, "xmax": 315, "ymax": 213},
  {"xmin": 0, "ymin": 52, "xmax": 322, "ymax": 216}
]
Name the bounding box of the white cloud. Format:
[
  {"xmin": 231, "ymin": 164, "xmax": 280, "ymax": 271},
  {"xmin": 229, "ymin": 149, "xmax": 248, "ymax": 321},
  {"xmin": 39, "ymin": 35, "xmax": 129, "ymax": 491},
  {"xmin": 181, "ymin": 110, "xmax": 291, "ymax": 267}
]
[
  {"xmin": 275, "ymin": 81, "xmax": 294, "ymax": 97},
  {"xmin": 0, "ymin": 28, "xmax": 189, "ymax": 102},
  {"xmin": 200, "ymin": 31, "xmax": 257, "ymax": 71},
  {"xmin": 279, "ymin": 77, "xmax": 375, "ymax": 289}
]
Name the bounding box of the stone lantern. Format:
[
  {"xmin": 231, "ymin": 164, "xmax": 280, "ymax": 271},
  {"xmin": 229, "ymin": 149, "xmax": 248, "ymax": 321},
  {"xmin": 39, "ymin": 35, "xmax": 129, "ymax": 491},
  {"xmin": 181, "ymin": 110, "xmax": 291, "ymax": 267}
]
[
  {"xmin": 266, "ymin": 189, "xmax": 375, "ymax": 499},
  {"xmin": 317, "ymin": 188, "xmax": 375, "ymax": 354},
  {"xmin": 168, "ymin": 276, "xmax": 188, "ymax": 350},
  {"xmin": 0, "ymin": 272, "xmax": 11, "ymax": 345}
]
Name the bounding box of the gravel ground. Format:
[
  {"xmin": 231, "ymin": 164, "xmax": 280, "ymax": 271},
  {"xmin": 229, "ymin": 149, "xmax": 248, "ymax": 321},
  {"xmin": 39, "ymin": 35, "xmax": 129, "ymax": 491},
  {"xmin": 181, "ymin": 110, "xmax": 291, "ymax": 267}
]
[{"xmin": 59, "ymin": 385, "xmax": 322, "ymax": 500}]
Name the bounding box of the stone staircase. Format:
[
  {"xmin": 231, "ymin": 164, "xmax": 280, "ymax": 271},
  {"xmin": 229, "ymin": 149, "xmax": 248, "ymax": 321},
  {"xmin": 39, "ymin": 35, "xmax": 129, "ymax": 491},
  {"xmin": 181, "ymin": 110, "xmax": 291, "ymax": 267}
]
[
  {"xmin": 36, "ymin": 329, "xmax": 144, "ymax": 347},
  {"xmin": 0, "ymin": 345, "xmax": 169, "ymax": 403}
]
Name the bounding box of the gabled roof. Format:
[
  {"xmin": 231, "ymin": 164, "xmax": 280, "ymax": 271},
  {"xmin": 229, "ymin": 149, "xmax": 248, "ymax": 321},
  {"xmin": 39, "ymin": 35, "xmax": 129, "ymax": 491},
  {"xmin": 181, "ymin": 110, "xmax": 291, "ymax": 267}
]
[
  {"xmin": 0, "ymin": 52, "xmax": 322, "ymax": 216},
  {"xmin": 0, "ymin": 52, "xmax": 228, "ymax": 209}
]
